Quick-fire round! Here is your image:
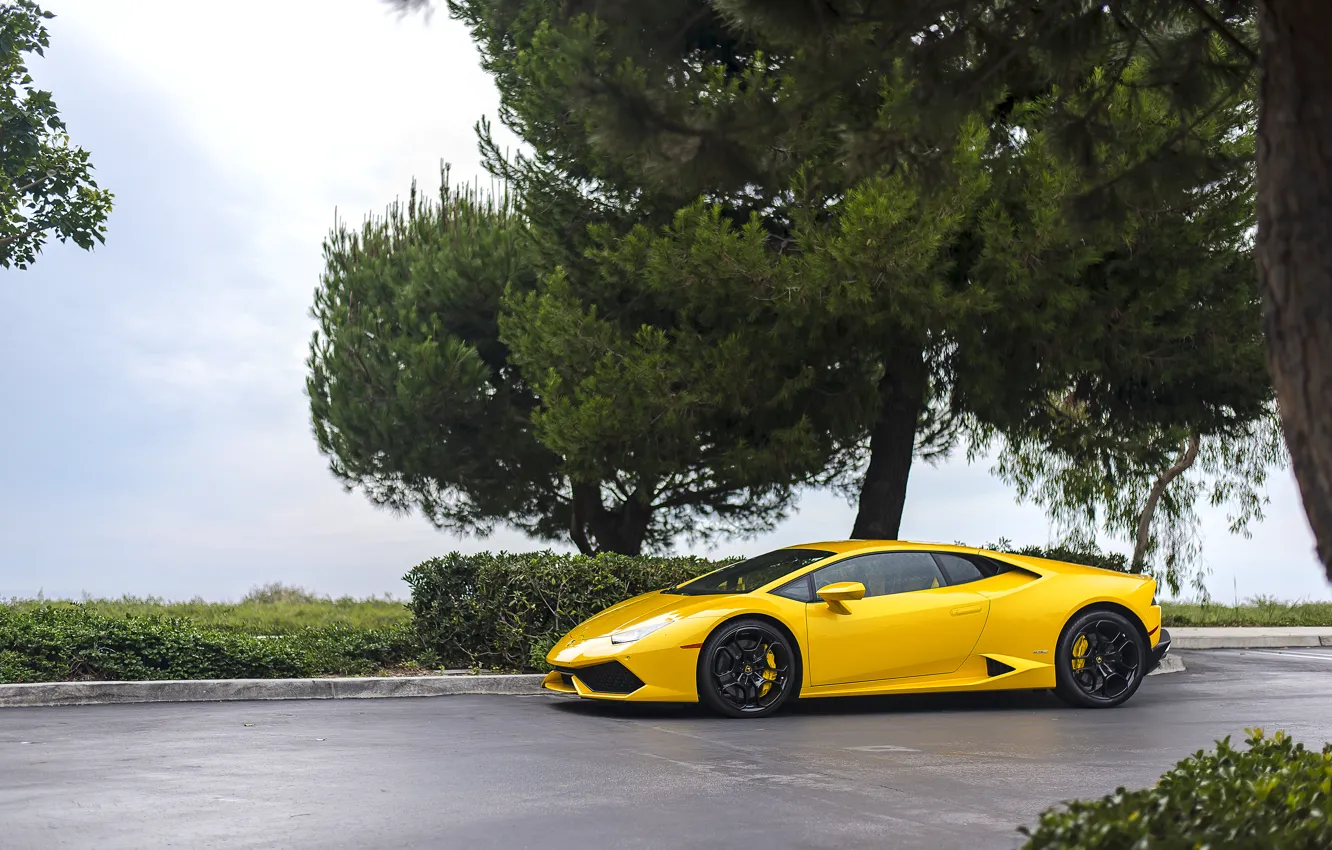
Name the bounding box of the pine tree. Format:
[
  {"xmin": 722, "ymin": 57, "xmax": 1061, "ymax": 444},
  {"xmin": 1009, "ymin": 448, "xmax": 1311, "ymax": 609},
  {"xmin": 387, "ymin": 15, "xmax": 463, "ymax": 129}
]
[
  {"xmin": 308, "ymin": 172, "xmax": 861, "ymax": 554},
  {"xmin": 437, "ymin": 0, "xmax": 1272, "ymax": 542},
  {"xmin": 307, "ymin": 177, "xmax": 574, "ymax": 545},
  {"xmin": 433, "ymin": 0, "xmax": 1331, "ymax": 575}
]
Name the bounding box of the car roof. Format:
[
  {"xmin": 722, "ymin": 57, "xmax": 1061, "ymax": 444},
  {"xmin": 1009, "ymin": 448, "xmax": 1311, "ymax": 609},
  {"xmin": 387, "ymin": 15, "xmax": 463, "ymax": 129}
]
[
  {"xmin": 782, "ymin": 540, "xmax": 983, "ymax": 557},
  {"xmin": 782, "ymin": 539, "xmax": 1148, "ymax": 582}
]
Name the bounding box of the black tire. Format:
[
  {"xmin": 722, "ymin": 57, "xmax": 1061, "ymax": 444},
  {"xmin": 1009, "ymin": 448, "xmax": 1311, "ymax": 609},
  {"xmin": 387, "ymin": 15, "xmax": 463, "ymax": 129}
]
[
  {"xmin": 1053, "ymin": 609, "xmax": 1148, "ymax": 709},
  {"xmin": 697, "ymin": 618, "xmax": 799, "ymax": 718}
]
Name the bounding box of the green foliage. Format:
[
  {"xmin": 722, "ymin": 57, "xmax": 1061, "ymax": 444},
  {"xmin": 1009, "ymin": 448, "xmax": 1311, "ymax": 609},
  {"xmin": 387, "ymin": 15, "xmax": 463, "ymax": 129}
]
[
  {"xmin": 981, "ymin": 539, "xmax": 1129, "ymax": 575},
  {"xmin": 307, "ymin": 172, "xmax": 572, "ymax": 543},
  {"xmin": 3, "ymin": 589, "xmax": 411, "ymax": 634},
  {"xmin": 432, "ymin": 0, "xmax": 1272, "ymax": 547},
  {"xmin": 498, "ymin": 199, "xmax": 880, "ymax": 546},
  {"xmin": 405, "ymin": 550, "xmax": 727, "ymax": 670},
  {"xmin": 1020, "ymin": 730, "xmax": 1332, "ymax": 849},
  {"xmin": 461, "ymin": 0, "xmax": 1255, "ymax": 211},
  {"xmin": 995, "ymin": 409, "xmax": 1287, "ymax": 595},
  {"xmin": 309, "ymin": 164, "xmax": 835, "ymax": 554},
  {"xmin": 0, "ymin": 1, "xmax": 112, "ymax": 269},
  {"xmin": 0, "ymin": 604, "xmax": 423, "ymax": 683},
  {"xmin": 1162, "ymin": 598, "xmax": 1332, "ymax": 628}
]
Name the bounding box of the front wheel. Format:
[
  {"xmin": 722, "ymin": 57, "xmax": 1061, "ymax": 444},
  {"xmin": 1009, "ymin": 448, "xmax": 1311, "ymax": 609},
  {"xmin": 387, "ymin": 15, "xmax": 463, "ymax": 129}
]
[
  {"xmin": 1053, "ymin": 610, "xmax": 1147, "ymax": 709},
  {"xmin": 697, "ymin": 619, "xmax": 799, "ymax": 718}
]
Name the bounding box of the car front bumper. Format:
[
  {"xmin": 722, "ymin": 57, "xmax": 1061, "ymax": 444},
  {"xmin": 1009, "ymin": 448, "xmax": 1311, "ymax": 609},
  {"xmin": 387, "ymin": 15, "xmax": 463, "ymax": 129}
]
[
  {"xmin": 1147, "ymin": 628, "xmax": 1172, "ymax": 673},
  {"xmin": 542, "ymin": 632, "xmax": 705, "ymax": 703}
]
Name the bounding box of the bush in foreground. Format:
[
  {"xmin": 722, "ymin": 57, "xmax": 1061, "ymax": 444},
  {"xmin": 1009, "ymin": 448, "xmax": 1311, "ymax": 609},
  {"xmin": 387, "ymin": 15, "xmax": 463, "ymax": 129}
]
[
  {"xmin": 405, "ymin": 551, "xmax": 726, "ymax": 670},
  {"xmin": 0, "ymin": 604, "xmax": 425, "ymax": 683},
  {"xmin": 1021, "ymin": 730, "xmax": 1332, "ymax": 849}
]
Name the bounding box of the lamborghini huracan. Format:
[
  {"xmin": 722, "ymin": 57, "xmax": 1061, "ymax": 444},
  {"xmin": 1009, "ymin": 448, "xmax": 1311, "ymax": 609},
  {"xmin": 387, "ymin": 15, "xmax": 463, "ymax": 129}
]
[{"xmin": 543, "ymin": 540, "xmax": 1172, "ymax": 717}]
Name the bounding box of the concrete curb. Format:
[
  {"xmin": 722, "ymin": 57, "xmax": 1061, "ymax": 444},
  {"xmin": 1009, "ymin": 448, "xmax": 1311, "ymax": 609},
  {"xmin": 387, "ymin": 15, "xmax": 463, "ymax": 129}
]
[
  {"xmin": 1147, "ymin": 654, "xmax": 1185, "ymax": 676},
  {"xmin": 1169, "ymin": 627, "xmax": 1332, "ymax": 649},
  {"xmin": 0, "ymin": 674, "xmax": 546, "ymax": 709}
]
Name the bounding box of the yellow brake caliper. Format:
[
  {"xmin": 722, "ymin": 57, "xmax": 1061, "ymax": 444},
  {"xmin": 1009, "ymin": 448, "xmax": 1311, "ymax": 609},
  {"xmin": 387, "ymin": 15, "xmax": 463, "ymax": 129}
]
[
  {"xmin": 1072, "ymin": 634, "xmax": 1089, "ymax": 671},
  {"xmin": 760, "ymin": 646, "xmax": 778, "ymax": 696}
]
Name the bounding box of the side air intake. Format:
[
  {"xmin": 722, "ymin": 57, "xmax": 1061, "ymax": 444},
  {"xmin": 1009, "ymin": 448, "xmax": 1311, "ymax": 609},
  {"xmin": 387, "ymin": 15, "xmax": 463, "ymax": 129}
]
[{"xmin": 985, "ymin": 657, "xmax": 1016, "ymax": 677}]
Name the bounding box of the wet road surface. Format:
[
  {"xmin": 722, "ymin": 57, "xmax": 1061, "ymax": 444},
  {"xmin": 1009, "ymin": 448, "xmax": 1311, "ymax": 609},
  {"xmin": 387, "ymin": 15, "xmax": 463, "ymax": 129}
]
[{"xmin": 3, "ymin": 648, "xmax": 1330, "ymax": 850}]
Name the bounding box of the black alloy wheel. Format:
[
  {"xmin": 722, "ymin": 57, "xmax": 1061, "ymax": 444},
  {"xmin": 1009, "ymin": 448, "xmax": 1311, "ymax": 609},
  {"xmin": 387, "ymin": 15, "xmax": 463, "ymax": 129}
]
[
  {"xmin": 1053, "ymin": 609, "xmax": 1147, "ymax": 709},
  {"xmin": 697, "ymin": 618, "xmax": 799, "ymax": 718}
]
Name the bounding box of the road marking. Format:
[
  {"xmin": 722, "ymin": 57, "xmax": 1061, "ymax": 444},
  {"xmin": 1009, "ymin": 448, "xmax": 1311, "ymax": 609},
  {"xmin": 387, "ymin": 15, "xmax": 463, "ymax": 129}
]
[
  {"xmin": 1244, "ymin": 650, "xmax": 1332, "ymax": 662},
  {"xmin": 847, "ymin": 744, "xmax": 919, "ymax": 753}
]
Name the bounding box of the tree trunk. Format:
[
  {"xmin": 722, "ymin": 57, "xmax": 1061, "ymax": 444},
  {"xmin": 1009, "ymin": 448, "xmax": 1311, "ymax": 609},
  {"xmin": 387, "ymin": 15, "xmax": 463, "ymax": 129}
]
[
  {"xmin": 851, "ymin": 350, "xmax": 928, "ymax": 540},
  {"xmin": 569, "ymin": 482, "xmax": 652, "ymax": 555},
  {"xmin": 569, "ymin": 483, "xmax": 597, "ymax": 556},
  {"xmin": 1131, "ymin": 431, "xmax": 1201, "ymax": 574},
  {"xmin": 1257, "ymin": 0, "xmax": 1332, "ymax": 581}
]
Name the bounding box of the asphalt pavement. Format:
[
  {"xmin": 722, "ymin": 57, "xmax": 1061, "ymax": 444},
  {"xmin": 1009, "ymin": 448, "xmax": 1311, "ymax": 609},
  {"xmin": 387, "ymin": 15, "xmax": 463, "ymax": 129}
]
[{"xmin": 3, "ymin": 648, "xmax": 1331, "ymax": 850}]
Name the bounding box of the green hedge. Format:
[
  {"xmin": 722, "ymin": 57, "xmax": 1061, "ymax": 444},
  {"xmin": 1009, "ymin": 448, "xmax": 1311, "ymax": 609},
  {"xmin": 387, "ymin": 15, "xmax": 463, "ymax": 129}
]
[
  {"xmin": 405, "ymin": 551, "xmax": 727, "ymax": 671},
  {"xmin": 1021, "ymin": 730, "xmax": 1332, "ymax": 848},
  {"xmin": 0, "ymin": 604, "xmax": 426, "ymax": 683}
]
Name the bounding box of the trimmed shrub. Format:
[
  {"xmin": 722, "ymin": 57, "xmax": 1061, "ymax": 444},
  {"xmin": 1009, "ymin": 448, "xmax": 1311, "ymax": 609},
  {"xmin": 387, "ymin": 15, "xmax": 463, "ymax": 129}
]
[
  {"xmin": 0, "ymin": 604, "xmax": 424, "ymax": 683},
  {"xmin": 1021, "ymin": 730, "xmax": 1332, "ymax": 849},
  {"xmin": 405, "ymin": 551, "xmax": 728, "ymax": 670}
]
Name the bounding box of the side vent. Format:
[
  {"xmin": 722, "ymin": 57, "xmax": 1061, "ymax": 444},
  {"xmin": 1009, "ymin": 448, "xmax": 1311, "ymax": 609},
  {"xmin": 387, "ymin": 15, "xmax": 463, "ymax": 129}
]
[{"xmin": 985, "ymin": 657, "xmax": 1016, "ymax": 677}]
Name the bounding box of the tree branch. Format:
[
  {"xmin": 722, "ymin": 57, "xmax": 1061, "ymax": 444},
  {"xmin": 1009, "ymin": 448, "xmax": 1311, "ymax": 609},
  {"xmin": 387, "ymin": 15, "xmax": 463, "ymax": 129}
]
[
  {"xmin": 0, "ymin": 222, "xmax": 47, "ymax": 248},
  {"xmin": 1181, "ymin": 0, "xmax": 1259, "ymax": 64},
  {"xmin": 12, "ymin": 173, "xmax": 50, "ymax": 195},
  {"xmin": 1132, "ymin": 430, "xmax": 1201, "ymax": 573}
]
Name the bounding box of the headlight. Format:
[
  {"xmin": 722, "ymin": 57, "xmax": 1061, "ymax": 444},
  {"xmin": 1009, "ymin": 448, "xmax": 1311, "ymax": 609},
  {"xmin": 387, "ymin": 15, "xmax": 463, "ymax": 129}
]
[{"xmin": 610, "ymin": 620, "xmax": 669, "ymax": 645}]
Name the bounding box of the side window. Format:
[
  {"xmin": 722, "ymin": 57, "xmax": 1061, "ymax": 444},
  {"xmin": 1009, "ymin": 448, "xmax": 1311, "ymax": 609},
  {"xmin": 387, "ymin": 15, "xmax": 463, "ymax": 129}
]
[
  {"xmin": 770, "ymin": 575, "xmax": 814, "ymax": 602},
  {"xmin": 933, "ymin": 553, "xmax": 986, "ymax": 585},
  {"xmin": 811, "ymin": 553, "xmax": 947, "ymax": 599}
]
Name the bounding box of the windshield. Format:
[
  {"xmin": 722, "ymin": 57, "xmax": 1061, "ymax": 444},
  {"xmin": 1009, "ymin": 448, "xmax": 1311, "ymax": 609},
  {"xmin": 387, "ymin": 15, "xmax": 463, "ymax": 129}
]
[{"xmin": 665, "ymin": 548, "xmax": 833, "ymax": 596}]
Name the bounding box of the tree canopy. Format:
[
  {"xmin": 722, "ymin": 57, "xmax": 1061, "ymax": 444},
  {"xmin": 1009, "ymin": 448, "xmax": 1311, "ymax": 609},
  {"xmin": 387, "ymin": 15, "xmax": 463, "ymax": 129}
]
[
  {"xmin": 439, "ymin": 0, "xmax": 1273, "ymax": 547},
  {"xmin": 0, "ymin": 1, "xmax": 112, "ymax": 270},
  {"xmin": 339, "ymin": 0, "xmax": 1297, "ymax": 576},
  {"xmin": 429, "ymin": 0, "xmax": 1328, "ymax": 575},
  {"xmin": 308, "ymin": 174, "xmax": 866, "ymax": 555},
  {"xmin": 308, "ymin": 177, "xmax": 566, "ymax": 543}
]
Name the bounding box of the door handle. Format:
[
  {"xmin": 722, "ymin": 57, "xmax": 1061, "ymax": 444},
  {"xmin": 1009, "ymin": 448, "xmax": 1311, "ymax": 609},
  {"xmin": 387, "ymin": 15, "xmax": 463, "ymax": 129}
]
[{"xmin": 951, "ymin": 604, "xmax": 983, "ymax": 616}]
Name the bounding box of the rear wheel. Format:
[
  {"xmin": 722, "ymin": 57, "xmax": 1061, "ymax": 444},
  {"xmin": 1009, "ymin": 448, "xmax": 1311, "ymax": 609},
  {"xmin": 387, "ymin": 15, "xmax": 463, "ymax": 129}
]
[
  {"xmin": 1053, "ymin": 610, "xmax": 1147, "ymax": 709},
  {"xmin": 697, "ymin": 618, "xmax": 798, "ymax": 718}
]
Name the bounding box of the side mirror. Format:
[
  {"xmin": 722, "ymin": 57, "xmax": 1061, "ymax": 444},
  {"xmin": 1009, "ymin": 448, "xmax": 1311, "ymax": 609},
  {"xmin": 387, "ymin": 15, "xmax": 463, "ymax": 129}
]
[{"xmin": 817, "ymin": 581, "xmax": 865, "ymax": 614}]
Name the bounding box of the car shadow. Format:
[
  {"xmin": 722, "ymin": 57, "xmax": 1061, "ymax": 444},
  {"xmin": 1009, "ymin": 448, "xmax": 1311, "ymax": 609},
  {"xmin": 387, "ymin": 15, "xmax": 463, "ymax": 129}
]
[{"xmin": 547, "ymin": 688, "xmax": 1065, "ymax": 721}]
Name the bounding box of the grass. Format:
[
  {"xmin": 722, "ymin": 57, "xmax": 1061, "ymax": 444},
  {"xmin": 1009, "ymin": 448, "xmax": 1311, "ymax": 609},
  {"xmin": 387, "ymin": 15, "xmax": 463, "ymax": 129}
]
[
  {"xmin": 1161, "ymin": 597, "xmax": 1332, "ymax": 627},
  {"xmin": 3, "ymin": 583, "xmax": 412, "ymax": 636}
]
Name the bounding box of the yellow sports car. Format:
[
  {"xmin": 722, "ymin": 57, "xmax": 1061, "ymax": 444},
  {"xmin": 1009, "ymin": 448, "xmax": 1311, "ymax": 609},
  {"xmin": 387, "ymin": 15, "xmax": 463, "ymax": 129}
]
[{"xmin": 543, "ymin": 540, "xmax": 1172, "ymax": 717}]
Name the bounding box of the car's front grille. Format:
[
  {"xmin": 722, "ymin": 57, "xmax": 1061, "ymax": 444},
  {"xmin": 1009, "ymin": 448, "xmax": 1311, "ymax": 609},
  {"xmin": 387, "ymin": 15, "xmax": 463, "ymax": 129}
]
[{"xmin": 555, "ymin": 661, "xmax": 644, "ymax": 694}]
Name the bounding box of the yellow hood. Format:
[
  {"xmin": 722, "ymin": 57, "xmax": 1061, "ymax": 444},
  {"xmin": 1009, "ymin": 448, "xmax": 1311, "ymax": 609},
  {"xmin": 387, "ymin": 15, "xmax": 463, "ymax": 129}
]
[{"xmin": 564, "ymin": 590, "xmax": 713, "ymax": 640}]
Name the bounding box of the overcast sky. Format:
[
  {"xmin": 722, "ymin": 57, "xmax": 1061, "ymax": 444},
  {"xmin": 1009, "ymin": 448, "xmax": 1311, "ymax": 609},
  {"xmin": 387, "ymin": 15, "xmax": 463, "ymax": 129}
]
[{"xmin": 1, "ymin": 0, "xmax": 1326, "ymax": 603}]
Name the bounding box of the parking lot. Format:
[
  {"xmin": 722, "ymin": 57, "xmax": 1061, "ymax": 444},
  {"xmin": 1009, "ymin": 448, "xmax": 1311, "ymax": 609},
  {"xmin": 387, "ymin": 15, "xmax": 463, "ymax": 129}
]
[{"xmin": 3, "ymin": 648, "xmax": 1331, "ymax": 850}]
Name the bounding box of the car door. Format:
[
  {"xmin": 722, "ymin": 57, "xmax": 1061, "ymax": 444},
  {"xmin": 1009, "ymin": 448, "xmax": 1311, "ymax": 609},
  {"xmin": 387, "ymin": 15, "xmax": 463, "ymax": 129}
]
[{"xmin": 804, "ymin": 552, "xmax": 991, "ymax": 686}]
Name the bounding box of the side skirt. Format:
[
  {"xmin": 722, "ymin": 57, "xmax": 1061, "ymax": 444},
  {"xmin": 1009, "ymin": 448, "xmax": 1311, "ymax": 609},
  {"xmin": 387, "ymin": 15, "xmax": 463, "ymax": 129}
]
[{"xmin": 798, "ymin": 654, "xmax": 1057, "ymax": 699}]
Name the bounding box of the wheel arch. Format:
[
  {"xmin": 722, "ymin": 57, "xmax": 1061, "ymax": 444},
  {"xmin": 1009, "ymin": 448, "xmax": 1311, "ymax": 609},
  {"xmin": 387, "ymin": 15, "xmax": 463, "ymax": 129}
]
[
  {"xmin": 1060, "ymin": 601, "xmax": 1152, "ymax": 651},
  {"xmin": 702, "ymin": 612, "xmax": 805, "ymax": 699}
]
